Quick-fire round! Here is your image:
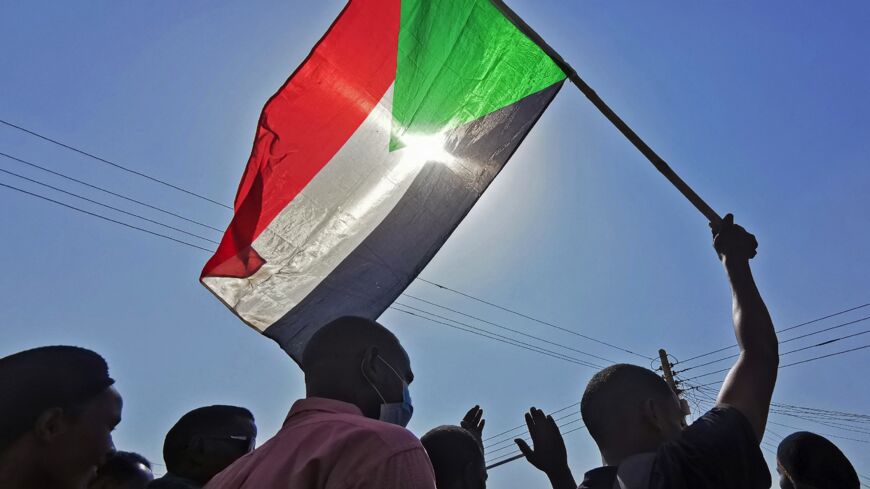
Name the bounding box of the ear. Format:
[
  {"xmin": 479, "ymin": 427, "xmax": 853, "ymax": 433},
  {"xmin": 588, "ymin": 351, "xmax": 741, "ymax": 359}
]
[
  {"xmin": 361, "ymin": 346, "xmax": 380, "ymax": 381},
  {"xmin": 33, "ymin": 407, "xmax": 68, "ymax": 443},
  {"xmin": 187, "ymin": 434, "xmax": 207, "ymax": 466},
  {"xmin": 640, "ymin": 398, "xmax": 662, "ymax": 430},
  {"xmin": 463, "ymin": 460, "xmax": 485, "ymax": 489}
]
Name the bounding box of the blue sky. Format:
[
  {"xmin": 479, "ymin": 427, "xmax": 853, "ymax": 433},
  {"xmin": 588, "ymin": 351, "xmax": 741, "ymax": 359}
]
[{"xmin": 1, "ymin": 0, "xmax": 869, "ymax": 486}]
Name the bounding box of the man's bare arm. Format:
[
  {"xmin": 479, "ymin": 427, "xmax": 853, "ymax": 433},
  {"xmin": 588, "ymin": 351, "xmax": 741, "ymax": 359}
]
[{"xmin": 714, "ymin": 214, "xmax": 778, "ymax": 441}]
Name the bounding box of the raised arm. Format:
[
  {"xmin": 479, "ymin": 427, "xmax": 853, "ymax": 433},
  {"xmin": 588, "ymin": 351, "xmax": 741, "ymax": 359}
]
[
  {"xmin": 514, "ymin": 408, "xmax": 577, "ymax": 489},
  {"xmin": 713, "ymin": 214, "xmax": 778, "ymax": 440}
]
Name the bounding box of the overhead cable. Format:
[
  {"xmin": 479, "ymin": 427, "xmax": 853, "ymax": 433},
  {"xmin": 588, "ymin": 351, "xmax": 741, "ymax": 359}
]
[
  {"xmin": 0, "ymin": 119, "xmax": 232, "ymax": 209},
  {"xmin": 0, "ymin": 151, "xmax": 224, "ymax": 232},
  {"xmin": 0, "ymin": 180, "xmax": 215, "ymax": 253},
  {"xmin": 678, "ymin": 303, "xmax": 870, "ymax": 365},
  {"xmin": 0, "ymin": 166, "xmax": 220, "ymax": 245},
  {"xmin": 415, "ymin": 277, "xmax": 653, "ymax": 360}
]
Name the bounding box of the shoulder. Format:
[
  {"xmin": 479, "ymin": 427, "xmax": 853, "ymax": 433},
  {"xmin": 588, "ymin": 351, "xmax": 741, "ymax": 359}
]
[
  {"xmin": 330, "ymin": 413, "xmax": 424, "ymax": 451},
  {"xmin": 683, "ymin": 405, "xmax": 755, "ymax": 442},
  {"xmin": 652, "ymin": 406, "xmax": 770, "ymax": 488},
  {"xmin": 662, "ymin": 405, "xmax": 757, "ymax": 455}
]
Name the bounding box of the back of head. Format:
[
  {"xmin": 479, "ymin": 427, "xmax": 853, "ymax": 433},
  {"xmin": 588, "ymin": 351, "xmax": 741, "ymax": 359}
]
[
  {"xmin": 0, "ymin": 345, "xmax": 115, "ymax": 452},
  {"xmin": 581, "ymin": 364, "xmax": 678, "ymax": 454},
  {"xmin": 777, "ymin": 431, "xmax": 859, "ymax": 489},
  {"xmin": 163, "ymin": 405, "xmax": 255, "ymax": 483},
  {"xmin": 90, "ymin": 451, "xmax": 153, "ymax": 489},
  {"xmin": 302, "ymin": 316, "xmax": 404, "ymax": 373},
  {"xmin": 302, "ymin": 316, "xmax": 408, "ymax": 401},
  {"xmin": 422, "ymin": 426, "xmax": 486, "ymax": 489}
]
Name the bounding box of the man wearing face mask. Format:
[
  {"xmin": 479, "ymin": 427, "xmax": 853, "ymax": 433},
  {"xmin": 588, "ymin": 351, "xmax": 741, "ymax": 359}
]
[{"xmin": 205, "ymin": 316, "xmax": 436, "ymax": 489}]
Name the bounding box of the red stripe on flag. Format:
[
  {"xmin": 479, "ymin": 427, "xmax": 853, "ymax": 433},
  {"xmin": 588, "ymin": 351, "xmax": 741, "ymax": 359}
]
[{"xmin": 202, "ymin": 0, "xmax": 400, "ymax": 278}]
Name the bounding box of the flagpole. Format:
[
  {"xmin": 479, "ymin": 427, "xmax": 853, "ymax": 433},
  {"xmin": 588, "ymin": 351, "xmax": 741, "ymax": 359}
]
[
  {"xmin": 486, "ymin": 453, "xmax": 525, "ymax": 470},
  {"xmin": 490, "ymin": 0, "xmax": 722, "ymax": 226}
]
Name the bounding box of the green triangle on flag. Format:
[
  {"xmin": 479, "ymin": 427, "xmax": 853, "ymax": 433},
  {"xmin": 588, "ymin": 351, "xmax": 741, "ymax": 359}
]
[{"xmin": 389, "ymin": 0, "xmax": 566, "ymax": 151}]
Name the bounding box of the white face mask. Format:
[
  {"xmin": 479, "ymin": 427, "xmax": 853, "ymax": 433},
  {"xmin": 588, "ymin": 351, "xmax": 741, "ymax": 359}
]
[{"xmin": 362, "ymin": 356, "xmax": 413, "ymax": 427}]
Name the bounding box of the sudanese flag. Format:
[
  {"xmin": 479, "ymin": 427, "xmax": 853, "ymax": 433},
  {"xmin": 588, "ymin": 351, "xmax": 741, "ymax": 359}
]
[{"xmin": 202, "ymin": 0, "xmax": 566, "ymax": 363}]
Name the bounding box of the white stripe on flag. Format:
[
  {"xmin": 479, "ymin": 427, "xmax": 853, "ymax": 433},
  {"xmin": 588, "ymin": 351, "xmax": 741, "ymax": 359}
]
[{"xmin": 203, "ymin": 85, "xmax": 459, "ymax": 331}]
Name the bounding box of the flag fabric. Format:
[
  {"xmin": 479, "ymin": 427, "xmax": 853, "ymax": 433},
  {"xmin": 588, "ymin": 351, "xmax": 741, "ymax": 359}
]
[{"xmin": 201, "ymin": 0, "xmax": 566, "ymax": 363}]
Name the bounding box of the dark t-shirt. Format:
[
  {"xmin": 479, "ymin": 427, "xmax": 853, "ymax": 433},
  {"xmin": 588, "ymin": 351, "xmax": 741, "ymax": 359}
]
[
  {"xmin": 147, "ymin": 473, "xmax": 202, "ymax": 489},
  {"xmin": 579, "ymin": 406, "xmax": 771, "ymax": 489}
]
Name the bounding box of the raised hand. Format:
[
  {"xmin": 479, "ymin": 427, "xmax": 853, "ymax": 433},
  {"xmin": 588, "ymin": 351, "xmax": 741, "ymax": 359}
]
[
  {"xmin": 710, "ymin": 213, "xmax": 758, "ymax": 261},
  {"xmin": 514, "ymin": 408, "xmax": 575, "ymax": 489},
  {"xmin": 461, "ymin": 405, "xmax": 485, "ymax": 447}
]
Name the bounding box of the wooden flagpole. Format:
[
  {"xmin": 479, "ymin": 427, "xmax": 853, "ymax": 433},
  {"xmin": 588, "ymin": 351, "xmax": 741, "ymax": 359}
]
[{"xmin": 490, "ymin": 0, "xmax": 722, "ymax": 226}]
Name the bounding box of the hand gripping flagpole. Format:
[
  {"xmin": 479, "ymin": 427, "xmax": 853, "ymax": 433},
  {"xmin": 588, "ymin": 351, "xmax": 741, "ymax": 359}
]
[{"xmin": 490, "ymin": 0, "xmax": 722, "ymax": 226}]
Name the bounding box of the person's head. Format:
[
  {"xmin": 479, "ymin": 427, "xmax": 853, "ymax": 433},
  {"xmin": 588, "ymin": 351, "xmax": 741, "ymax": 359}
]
[
  {"xmin": 302, "ymin": 316, "xmax": 414, "ymax": 425},
  {"xmin": 88, "ymin": 451, "xmax": 153, "ymax": 489},
  {"xmin": 0, "ymin": 346, "xmax": 122, "ymax": 489},
  {"xmin": 581, "ymin": 364, "xmax": 683, "ymax": 463},
  {"xmin": 422, "ymin": 426, "xmax": 486, "ymax": 489},
  {"xmin": 162, "ymin": 405, "xmax": 256, "ymax": 485},
  {"xmin": 776, "ymin": 431, "xmax": 859, "ymax": 489}
]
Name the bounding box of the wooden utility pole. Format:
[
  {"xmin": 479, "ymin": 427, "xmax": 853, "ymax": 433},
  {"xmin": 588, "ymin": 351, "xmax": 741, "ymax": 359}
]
[
  {"xmin": 659, "ymin": 349, "xmax": 678, "ymax": 392},
  {"xmin": 659, "ymin": 348, "xmax": 690, "ymax": 426}
]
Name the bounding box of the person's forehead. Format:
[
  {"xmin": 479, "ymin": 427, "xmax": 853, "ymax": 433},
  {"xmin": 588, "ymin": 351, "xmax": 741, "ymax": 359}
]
[{"xmin": 92, "ymin": 386, "xmax": 123, "ymax": 413}]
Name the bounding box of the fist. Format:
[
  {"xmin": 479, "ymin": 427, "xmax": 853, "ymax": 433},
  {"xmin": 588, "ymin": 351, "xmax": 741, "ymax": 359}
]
[{"xmin": 710, "ymin": 213, "xmax": 758, "ymax": 260}]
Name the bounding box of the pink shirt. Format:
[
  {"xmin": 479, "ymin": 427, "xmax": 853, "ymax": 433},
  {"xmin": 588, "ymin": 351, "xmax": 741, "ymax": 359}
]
[{"xmin": 205, "ymin": 397, "xmax": 436, "ymax": 489}]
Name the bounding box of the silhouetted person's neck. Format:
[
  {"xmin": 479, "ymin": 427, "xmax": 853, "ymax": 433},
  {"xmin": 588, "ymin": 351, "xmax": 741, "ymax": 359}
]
[
  {"xmin": 304, "ymin": 387, "xmax": 371, "ymax": 417},
  {"xmin": 597, "ymin": 424, "xmax": 667, "ymax": 466}
]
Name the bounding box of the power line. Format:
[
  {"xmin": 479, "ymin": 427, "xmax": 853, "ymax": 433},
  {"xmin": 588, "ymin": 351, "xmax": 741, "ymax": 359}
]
[
  {"xmin": 766, "ymin": 420, "xmax": 869, "ymax": 444},
  {"xmin": 779, "ymin": 316, "xmax": 870, "ymax": 346},
  {"xmin": 485, "ymin": 418, "xmax": 582, "ymax": 457},
  {"xmin": 484, "ymin": 410, "xmax": 580, "ymax": 450},
  {"xmin": 692, "ymin": 393, "xmax": 870, "ymax": 442},
  {"xmin": 389, "ymin": 306, "xmax": 603, "ymax": 370},
  {"xmin": 399, "ymin": 295, "xmax": 617, "ymax": 364},
  {"xmin": 772, "ymin": 403, "xmax": 870, "ymax": 422},
  {"xmin": 486, "ymin": 425, "xmax": 587, "ymax": 466},
  {"xmin": 682, "ymin": 329, "xmax": 870, "ymax": 381},
  {"xmin": 0, "ymin": 119, "xmax": 232, "ymax": 209},
  {"xmin": 0, "ymin": 166, "xmax": 220, "ymax": 245},
  {"xmin": 0, "ymin": 180, "xmax": 215, "ymax": 253},
  {"xmin": 770, "ymin": 409, "xmax": 870, "ymax": 435},
  {"xmin": 394, "ymin": 302, "xmax": 605, "ymax": 368},
  {"xmin": 415, "ymin": 277, "xmax": 653, "ymax": 360},
  {"xmin": 675, "ymin": 315, "xmax": 870, "ymax": 374},
  {"xmin": 0, "ymin": 152, "xmax": 224, "ymax": 232},
  {"xmin": 483, "ymin": 402, "xmax": 580, "ymax": 443},
  {"xmin": 779, "ymin": 344, "xmax": 870, "ymax": 369},
  {"xmin": 678, "ymin": 303, "xmax": 870, "ymax": 365},
  {"xmin": 778, "ymin": 329, "xmax": 870, "ymax": 357},
  {"xmin": 682, "ymin": 343, "xmax": 870, "ymax": 391}
]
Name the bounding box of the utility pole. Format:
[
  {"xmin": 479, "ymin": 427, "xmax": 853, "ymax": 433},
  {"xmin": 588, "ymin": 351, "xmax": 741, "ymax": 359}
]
[
  {"xmin": 658, "ymin": 349, "xmax": 678, "ymax": 392},
  {"xmin": 659, "ymin": 348, "xmax": 690, "ymax": 426}
]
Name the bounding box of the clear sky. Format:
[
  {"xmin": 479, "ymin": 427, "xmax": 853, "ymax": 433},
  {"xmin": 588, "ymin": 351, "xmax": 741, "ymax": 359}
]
[{"xmin": 1, "ymin": 0, "xmax": 869, "ymax": 486}]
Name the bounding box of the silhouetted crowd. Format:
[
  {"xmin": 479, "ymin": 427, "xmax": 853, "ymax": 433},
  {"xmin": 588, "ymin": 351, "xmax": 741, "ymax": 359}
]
[{"xmin": 0, "ymin": 217, "xmax": 861, "ymax": 489}]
